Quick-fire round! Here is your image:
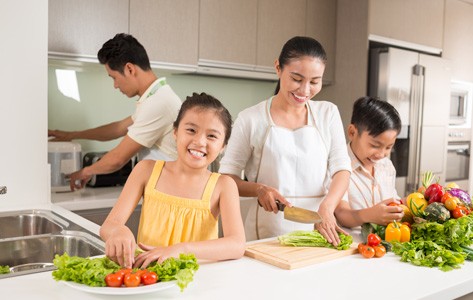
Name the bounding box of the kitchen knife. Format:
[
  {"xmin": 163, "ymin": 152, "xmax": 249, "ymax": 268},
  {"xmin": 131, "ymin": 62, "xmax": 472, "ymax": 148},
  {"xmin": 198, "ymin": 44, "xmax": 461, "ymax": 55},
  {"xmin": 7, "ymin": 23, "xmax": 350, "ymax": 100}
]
[{"xmin": 275, "ymin": 200, "xmax": 323, "ymax": 224}]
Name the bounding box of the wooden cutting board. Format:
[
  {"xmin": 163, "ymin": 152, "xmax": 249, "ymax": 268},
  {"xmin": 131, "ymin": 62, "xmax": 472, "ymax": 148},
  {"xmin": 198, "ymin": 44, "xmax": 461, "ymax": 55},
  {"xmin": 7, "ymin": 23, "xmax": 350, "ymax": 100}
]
[{"xmin": 245, "ymin": 239, "xmax": 357, "ymax": 270}]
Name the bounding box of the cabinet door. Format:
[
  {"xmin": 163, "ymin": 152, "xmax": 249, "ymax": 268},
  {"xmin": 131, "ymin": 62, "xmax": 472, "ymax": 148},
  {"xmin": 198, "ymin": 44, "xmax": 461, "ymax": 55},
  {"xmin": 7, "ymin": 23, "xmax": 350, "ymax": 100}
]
[
  {"xmin": 199, "ymin": 0, "xmax": 257, "ymax": 66},
  {"xmin": 256, "ymin": 0, "xmax": 307, "ymax": 69},
  {"xmin": 443, "ymin": 0, "xmax": 473, "ymax": 82},
  {"xmin": 306, "ymin": 0, "xmax": 337, "ymax": 84},
  {"xmin": 129, "ymin": 0, "xmax": 199, "ymax": 66},
  {"xmin": 368, "ymin": 0, "xmax": 444, "ymax": 50},
  {"xmin": 48, "ymin": 0, "xmax": 129, "ymax": 56}
]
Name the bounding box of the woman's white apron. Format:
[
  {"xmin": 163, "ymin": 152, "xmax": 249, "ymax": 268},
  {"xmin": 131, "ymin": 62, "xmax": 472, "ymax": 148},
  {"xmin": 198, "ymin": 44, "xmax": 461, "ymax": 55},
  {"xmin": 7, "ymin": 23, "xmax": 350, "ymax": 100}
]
[{"xmin": 245, "ymin": 98, "xmax": 329, "ymax": 241}]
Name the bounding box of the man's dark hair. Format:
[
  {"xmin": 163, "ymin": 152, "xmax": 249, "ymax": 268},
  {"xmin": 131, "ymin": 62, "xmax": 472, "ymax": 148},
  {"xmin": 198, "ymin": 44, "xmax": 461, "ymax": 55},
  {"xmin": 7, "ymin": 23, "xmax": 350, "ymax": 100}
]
[{"xmin": 97, "ymin": 33, "xmax": 151, "ymax": 73}]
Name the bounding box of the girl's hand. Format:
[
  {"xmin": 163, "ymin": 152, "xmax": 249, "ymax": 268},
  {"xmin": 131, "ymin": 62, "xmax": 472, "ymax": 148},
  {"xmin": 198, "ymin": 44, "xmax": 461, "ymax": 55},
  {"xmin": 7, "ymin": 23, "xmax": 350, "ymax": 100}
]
[
  {"xmin": 315, "ymin": 203, "xmax": 348, "ymax": 247},
  {"xmin": 133, "ymin": 242, "xmax": 184, "ymax": 269},
  {"xmin": 104, "ymin": 226, "xmax": 136, "ymax": 268},
  {"xmin": 256, "ymin": 184, "xmax": 291, "ymax": 213}
]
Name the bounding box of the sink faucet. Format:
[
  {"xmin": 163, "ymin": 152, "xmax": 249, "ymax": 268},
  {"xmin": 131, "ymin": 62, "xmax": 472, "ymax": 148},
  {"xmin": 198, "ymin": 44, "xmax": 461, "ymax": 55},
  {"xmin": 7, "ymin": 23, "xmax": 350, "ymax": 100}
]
[{"xmin": 0, "ymin": 186, "xmax": 6, "ymax": 194}]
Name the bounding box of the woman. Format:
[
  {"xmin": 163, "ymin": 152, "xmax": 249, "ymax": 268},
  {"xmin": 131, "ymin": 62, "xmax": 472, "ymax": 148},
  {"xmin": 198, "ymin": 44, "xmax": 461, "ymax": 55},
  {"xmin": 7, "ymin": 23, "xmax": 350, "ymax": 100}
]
[{"xmin": 219, "ymin": 36, "xmax": 351, "ymax": 246}]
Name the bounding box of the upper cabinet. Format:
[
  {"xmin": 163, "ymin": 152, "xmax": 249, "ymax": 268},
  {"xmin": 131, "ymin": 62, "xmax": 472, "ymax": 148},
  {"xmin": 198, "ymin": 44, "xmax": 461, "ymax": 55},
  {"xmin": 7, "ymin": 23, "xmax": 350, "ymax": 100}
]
[
  {"xmin": 368, "ymin": 0, "xmax": 444, "ymax": 50},
  {"xmin": 443, "ymin": 0, "xmax": 473, "ymax": 82},
  {"xmin": 48, "ymin": 0, "xmax": 129, "ymax": 56},
  {"xmin": 306, "ymin": 0, "xmax": 337, "ymax": 84},
  {"xmin": 199, "ymin": 0, "xmax": 257, "ymax": 67},
  {"xmin": 129, "ymin": 0, "xmax": 199, "ymax": 66},
  {"xmin": 49, "ymin": 0, "xmax": 336, "ymax": 82},
  {"xmin": 256, "ymin": 0, "xmax": 307, "ymax": 69}
]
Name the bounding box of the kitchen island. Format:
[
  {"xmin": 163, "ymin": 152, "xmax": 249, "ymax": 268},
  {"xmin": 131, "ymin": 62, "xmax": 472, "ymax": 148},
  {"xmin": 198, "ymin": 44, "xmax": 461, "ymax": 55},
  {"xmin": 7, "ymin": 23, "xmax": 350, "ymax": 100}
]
[{"xmin": 2, "ymin": 203, "xmax": 473, "ymax": 299}]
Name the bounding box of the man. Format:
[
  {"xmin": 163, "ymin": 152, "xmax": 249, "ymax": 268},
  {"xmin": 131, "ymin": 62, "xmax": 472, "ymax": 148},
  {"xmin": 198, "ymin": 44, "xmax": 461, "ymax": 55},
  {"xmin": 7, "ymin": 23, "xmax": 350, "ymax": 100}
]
[{"xmin": 48, "ymin": 33, "xmax": 182, "ymax": 191}]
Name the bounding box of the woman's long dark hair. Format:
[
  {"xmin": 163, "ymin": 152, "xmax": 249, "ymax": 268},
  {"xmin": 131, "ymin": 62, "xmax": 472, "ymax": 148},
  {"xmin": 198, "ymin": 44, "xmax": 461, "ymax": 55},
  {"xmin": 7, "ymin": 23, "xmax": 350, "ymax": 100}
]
[{"xmin": 274, "ymin": 36, "xmax": 327, "ymax": 95}]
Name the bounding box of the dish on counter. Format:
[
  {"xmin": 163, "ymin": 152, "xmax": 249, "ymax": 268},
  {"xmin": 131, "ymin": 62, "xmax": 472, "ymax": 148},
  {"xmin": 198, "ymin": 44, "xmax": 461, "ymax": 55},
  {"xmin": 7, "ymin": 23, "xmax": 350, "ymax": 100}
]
[{"xmin": 62, "ymin": 280, "xmax": 176, "ymax": 295}]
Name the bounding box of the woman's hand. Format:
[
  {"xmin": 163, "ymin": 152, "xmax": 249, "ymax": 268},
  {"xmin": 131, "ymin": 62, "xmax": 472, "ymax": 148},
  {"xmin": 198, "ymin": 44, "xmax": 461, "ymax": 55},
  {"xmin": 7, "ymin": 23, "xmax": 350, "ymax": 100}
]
[
  {"xmin": 256, "ymin": 184, "xmax": 291, "ymax": 213},
  {"xmin": 133, "ymin": 243, "xmax": 184, "ymax": 269},
  {"xmin": 104, "ymin": 226, "xmax": 136, "ymax": 269},
  {"xmin": 315, "ymin": 202, "xmax": 348, "ymax": 247}
]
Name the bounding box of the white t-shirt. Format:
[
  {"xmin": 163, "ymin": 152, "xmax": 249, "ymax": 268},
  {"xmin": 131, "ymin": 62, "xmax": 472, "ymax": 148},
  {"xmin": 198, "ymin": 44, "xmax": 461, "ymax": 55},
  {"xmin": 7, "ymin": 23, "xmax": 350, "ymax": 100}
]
[
  {"xmin": 128, "ymin": 78, "xmax": 182, "ymax": 160},
  {"xmin": 219, "ymin": 99, "xmax": 351, "ymax": 183}
]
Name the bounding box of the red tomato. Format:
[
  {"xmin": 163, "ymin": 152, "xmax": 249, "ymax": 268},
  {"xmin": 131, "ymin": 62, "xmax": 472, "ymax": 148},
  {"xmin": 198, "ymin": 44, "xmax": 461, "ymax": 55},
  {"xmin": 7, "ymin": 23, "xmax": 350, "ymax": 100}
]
[
  {"xmin": 105, "ymin": 273, "xmax": 123, "ymax": 287},
  {"xmin": 141, "ymin": 271, "xmax": 158, "ymax": 285},
  {"xmin": 374, "ymin": 245, "xmax": 386, "ymax": 258},
  {"xmin": 357, "ymin": 243, "xmax": 365, "ymax": 253},
  {"xmin": 115, "ymin": 268, "xmax": 133, "ymax": 277},
  {"xmin": 452, "ymin": 206, "xmax": 469, "ymax": 219},
  {"xmin": 367, "ymin": 233, "xmax": 382, "ymax": 247},
  {"xmin": 124, "ymin": 273, "xmax": 141, "ymax": 287},
  {"xmin": 361, "ymin": 246, "xmax": 375, "ymax": 258},
  {"xmin": 441, "ymin": 192, "xmax": 453, "ymax": 204}
]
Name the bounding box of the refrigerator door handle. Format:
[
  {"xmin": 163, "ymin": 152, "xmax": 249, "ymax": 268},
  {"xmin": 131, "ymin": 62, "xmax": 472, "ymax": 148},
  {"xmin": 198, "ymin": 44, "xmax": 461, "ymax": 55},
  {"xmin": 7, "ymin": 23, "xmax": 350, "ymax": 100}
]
[{"xmin": 406, "ymin": 64, "xmax": 425, "ymax": 193}]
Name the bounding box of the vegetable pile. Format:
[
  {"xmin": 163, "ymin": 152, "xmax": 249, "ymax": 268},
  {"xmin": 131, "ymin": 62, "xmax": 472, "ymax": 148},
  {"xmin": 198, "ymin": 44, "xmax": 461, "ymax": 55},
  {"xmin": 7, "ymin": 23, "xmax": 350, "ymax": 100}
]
[
  {"xmin": 52, "ymin": 253, "xmax": 199, "ymax": 292},
  {"xmin": 383, "ymin": 171, "xmax": 473, "ymax": 271},
  {"xmin": 278, "ymin": 230, "xmax": 353, "ymax": 250}
]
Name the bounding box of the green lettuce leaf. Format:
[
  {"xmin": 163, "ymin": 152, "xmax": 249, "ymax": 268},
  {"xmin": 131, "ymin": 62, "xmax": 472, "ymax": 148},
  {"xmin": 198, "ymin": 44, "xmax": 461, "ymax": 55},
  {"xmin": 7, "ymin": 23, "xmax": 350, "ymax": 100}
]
[{"xmin": 278, "ymin": 230, "xmax": 353, "ymax": 250}]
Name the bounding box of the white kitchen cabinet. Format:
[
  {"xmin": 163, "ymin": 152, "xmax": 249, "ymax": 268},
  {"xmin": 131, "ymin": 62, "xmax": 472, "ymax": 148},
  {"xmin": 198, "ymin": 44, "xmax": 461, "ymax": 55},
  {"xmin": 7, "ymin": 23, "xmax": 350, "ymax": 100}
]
[
  {"xmin": 256, "ymin": 0, "xmax": 307, "ymax": 69},
  {"xmin": 199, "ymin": 0, "xmax": 257, "ymax": 67},
  {"xmin": 306, "ymin": 0, "xmax": 337, "ymax": 84},
  {"xmin": 443, "ymin": 0, "xmax": 473, "ymax": 82},
  {"xmin": 129, "ymin": 0, "xmax": 199, "ymax": 66},
  {"xmin": 48, "ymin": 0, "xmax": 129, "ymax": 56},
  {"xmin": 368, "ymin": 0, "xmax": 444, "ymax": 50}
]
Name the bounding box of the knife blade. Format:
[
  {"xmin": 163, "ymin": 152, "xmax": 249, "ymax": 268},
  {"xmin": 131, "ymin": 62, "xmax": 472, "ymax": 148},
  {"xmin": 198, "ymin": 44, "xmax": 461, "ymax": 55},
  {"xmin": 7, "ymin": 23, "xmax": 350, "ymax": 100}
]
[{"xmin": 275, "ymin": 200, "xmax": 323, "ymax": 224}]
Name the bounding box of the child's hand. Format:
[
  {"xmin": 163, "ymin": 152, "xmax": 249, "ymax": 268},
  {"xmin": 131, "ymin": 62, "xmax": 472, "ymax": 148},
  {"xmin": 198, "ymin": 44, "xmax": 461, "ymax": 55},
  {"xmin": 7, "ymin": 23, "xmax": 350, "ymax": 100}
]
[
  {"xmin": 105, "ymin": 226, "xmax": 136, "ymax": 269},
  {"xmin": 370, "ymin": 199, "xmax": 404, "ymax": 225},
  {"xmin": 133, "ymin": 242, "xmax": 183, "ymax": 269}
]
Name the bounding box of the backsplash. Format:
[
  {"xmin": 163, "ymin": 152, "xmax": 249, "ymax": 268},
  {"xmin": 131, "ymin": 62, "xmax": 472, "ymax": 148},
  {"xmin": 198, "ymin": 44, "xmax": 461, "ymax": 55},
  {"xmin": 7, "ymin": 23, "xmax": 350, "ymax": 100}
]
[{"xmin": 48, "ymin": 60, "xmax": 277, "ymax": 155}]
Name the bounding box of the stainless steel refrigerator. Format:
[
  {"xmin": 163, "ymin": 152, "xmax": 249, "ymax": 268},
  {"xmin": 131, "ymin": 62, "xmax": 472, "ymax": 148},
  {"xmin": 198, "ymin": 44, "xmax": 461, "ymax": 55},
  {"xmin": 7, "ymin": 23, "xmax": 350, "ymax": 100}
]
[{"xmin": 368, "ymin": 47, "xmax": 451, "ymax": 197}]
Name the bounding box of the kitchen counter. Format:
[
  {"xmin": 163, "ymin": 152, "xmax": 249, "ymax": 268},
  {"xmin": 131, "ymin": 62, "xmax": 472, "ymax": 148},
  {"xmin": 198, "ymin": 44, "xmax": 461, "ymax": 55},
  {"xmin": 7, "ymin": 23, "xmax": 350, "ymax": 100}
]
[
  {"xmin": 2, "ymin": 204, "xmax": 473, "ymax": 300},
  {"xmin": 51, "ymin": 186, "xmax": 123, "ymax": 211}
]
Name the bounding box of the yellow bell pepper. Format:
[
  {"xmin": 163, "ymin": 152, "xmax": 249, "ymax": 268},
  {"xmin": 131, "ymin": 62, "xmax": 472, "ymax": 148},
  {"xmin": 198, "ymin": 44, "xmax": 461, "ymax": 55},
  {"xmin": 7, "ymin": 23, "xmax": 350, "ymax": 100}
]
[
  {"xmin": 400, "ymin": 223, "xmax": 411, "ymax": 242},
  {"xmin": 385, "ymin": 222, "xmax": 401, "ymax": 242}
]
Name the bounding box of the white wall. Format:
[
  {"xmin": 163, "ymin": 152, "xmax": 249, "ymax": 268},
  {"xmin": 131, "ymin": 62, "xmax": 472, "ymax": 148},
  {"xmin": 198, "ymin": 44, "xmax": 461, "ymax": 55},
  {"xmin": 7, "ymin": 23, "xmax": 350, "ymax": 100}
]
[{"xmin": 0, "ymin": 0, "xmax": 49, "ymax": 208}]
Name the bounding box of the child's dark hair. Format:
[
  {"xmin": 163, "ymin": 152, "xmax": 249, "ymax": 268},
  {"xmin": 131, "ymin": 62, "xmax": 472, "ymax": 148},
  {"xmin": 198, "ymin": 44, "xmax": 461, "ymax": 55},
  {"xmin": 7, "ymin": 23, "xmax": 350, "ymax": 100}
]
[
  {"xmin": 173, "ymin": 93, "xmax": 233, "ymax": 145},
  {"xmin": 274, "ymin": 36, "xmax": 327, "ymax": 94},
  {"xmin": 98, "ymin": 33, "xmax": 151, "ymax": 73},
  {"xmin": 351, "ymin": 96, "xmax": 402, "ymax": 137}
]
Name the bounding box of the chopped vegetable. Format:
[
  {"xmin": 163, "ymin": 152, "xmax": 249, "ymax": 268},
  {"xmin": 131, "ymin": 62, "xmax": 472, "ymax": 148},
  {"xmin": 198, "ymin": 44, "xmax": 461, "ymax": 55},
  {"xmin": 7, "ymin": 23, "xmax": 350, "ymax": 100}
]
[
  {"xmin": 0, "ymin": 265, "xmax": 10, "ymax": 274},
  {"xmin": 278, "ymin": 230, "xmax": 353, "ymax": 250}
]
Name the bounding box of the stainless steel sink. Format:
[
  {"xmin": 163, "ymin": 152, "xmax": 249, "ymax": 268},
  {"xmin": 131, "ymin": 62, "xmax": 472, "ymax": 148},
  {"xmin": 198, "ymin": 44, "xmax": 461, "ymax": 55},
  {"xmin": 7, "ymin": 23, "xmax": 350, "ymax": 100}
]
[
  {"xmin": 0, "ymin": 211, "xmax": 65, "ymax": 239},
  {"xmin": 0, "ymin": 210, "xmax": 105, "ymax": 279}
]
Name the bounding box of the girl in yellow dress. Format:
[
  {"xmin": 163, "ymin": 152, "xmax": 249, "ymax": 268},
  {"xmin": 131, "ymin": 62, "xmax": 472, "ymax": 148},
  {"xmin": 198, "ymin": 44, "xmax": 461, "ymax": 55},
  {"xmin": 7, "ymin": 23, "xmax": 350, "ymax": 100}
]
[{"xmin": 100, "ymin": 92, "xmax": 246, "ymax": 269}]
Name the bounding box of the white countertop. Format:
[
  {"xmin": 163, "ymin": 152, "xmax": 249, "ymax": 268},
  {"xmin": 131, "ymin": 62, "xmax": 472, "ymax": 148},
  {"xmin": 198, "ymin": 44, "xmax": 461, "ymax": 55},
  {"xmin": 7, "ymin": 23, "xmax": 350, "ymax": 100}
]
[
  {"xmin": 51, "ymin": 186, "xmax": 123, "ymax": 211},
  {"xmin": 2, "ymin": 203, "xmax": 473, "ymax": 299}
]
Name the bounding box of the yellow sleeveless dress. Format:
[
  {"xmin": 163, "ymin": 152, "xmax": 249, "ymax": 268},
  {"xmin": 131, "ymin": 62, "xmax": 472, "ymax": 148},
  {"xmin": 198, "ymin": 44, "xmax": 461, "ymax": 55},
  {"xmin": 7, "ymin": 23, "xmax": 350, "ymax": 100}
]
[{"xmin": 137, "ymin": 160, "xmax": 219, "ymax": 246}]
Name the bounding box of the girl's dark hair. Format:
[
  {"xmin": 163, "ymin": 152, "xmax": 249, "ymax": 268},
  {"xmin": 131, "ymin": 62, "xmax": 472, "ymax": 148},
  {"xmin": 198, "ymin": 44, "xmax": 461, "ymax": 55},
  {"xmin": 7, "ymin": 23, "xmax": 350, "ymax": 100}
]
[
  {"xmin": 97, "ymin": 33, "xmax": 151, "ymax": 73},
  {"xmin": 173, "ymin": 93, "xmax": 233, "ymax": 145},
  {"xmin": 274, "ymin": 36, "xmax": 327, "ymax": 95},
  {"xmin": 351, "ymin": 96, "xmax": 402, "ymax": 137}
]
